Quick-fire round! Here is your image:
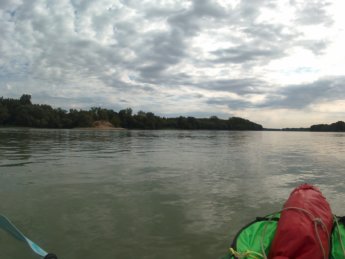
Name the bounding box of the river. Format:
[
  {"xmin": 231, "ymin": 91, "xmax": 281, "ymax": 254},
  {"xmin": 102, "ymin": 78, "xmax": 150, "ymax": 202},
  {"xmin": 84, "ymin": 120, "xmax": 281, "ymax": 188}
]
[{"xmin": 0, "ymin": 128, "xmax": 344, "ymax": 259}]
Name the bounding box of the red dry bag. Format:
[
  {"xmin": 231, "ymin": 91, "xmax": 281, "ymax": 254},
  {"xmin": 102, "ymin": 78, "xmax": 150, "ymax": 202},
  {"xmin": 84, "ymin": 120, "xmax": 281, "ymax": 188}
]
[{"xmin": 269, "ymin": 184, "xmax": 333, "ymax": 259}]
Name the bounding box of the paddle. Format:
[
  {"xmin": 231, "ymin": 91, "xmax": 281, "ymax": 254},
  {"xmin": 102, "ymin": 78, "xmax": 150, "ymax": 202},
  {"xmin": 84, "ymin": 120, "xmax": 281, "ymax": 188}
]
[{"xmin": 0, "ymin": 214, "xmax": 57, "ymax": 259}]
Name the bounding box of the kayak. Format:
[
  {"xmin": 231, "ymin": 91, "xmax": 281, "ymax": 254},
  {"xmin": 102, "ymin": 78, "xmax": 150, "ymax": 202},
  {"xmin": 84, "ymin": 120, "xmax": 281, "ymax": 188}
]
[{"xmin": 222, "ymin": 184, "xmax": 345, "ymax": 259}]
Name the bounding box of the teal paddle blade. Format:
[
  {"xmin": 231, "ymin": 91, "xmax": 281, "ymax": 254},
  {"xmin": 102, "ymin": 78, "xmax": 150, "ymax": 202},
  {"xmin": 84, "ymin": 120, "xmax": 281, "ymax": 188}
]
[{"xmin": 0, "ymin": 214, "xmax": 48, "ymax": 258}]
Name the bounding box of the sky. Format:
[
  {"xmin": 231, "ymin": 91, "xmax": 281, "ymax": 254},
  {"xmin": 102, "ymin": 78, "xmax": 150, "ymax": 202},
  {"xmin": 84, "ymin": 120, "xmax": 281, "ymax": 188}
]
[{"xmin": 1, "ymin": 0, "xmax": 345, "ymax": 128}]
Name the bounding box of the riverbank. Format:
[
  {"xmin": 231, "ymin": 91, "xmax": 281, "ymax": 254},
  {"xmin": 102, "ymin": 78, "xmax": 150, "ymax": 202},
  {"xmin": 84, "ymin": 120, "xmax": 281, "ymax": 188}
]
[{"xmin": 87, "ymin": 120, "xmax": 125, "ymax": 130}]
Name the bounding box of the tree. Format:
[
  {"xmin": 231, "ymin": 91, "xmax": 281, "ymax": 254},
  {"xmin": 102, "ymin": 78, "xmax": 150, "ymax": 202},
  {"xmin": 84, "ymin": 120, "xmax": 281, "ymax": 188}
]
[
  {"xmin": 110, "ymin": 116, "xmax": 121, "ymax": 127},
  {"xmin": 119, "ymin": 108, "xmax": 133, "ymax": 128},
  {"xmin": 311, "ymin": 121, "xmax": 345, "ymax": 132},
  {"xmin": 90, "ymin": 107, "xmax": 109, "ymax": 121},
  {"xmin": 119, "ymin": 108, "xmax": 132, "ymax": 118},
  {"xmin": 19, "ymin": 94, "xmax": 32, "ymax": 105},
  {"xmin": 0, "ymin": 103, "xmax": 9, "ymax": 124},
  {"xmin": 0, "ymin": 95, "xmax": 265, "ymax": 130},
  {"xmin": 330, "ymin": 121, "xmax": 345, "ymax": 131},
  {"xmin": 137, "ymin": 110, "xmax": 146, "ymax": 117}
]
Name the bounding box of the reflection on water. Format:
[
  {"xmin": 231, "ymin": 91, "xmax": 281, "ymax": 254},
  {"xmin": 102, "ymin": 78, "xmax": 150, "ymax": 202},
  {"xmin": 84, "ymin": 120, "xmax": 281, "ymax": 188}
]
[{"xmin": 0, "ymin": 128, "xmax": 345, "ymax": 259}]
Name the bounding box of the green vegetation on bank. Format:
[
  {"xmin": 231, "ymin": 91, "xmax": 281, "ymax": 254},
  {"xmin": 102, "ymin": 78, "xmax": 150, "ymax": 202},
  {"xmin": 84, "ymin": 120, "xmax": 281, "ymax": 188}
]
[
  {"xmin": 281, "ymin": 127, "xmax": 309, "ymax": 131},
  {"xmin": 280, "ymin": 121, "xmax": 345, "ymax": 132},
  {"xmin": 310, "ymin": 121, "xmax": 345, "ymax": 132},
  {"xmin": 0, "ymin": 95, "xmax": 263, "ymax": 130}
]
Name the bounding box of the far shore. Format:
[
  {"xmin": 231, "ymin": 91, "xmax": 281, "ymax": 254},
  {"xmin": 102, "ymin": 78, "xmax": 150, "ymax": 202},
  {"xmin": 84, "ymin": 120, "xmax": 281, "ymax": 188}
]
[
  {"xmin": 0, "ymin": 126, "xmax": 126, "ymax": 130},
  {"xmin": 74, "ymin": 127, "xmax": 126, "ymax": 130},
  {"xmin": 83, "ymin": 120, "xmax": 126, "ymax": 130}
]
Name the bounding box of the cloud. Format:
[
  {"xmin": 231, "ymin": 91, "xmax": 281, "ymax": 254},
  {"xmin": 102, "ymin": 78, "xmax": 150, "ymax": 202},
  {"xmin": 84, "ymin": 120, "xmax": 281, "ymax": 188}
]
[
  {"xmin": 209, "ymin": 45, "xmax": 284, "ymax": 64},
  {"xmin": 201, "ymin": 76, "xmax": 345, "ymax": 113},
  {"xmin": 293, "ymin": 0, "xmax": 333, "ymax": 26},
  {"xmin": 134, "ymin": 0, "xmax": 228, "ymax": 82},
  {"xmin": 207, "ymin": 97, "xmax": 253, "ymax": 110},
  {"xmin": 260, "ymin": 77, "xmax": 345, "ymax": 109},
  {"xmin": 296, "ymin": 40, "xmax": 329, "ymax": 55},
  {"xmin": 196, "ymin": 78, "xmax": 268, "ymax": 95},
  {"xmin": 0, "ymin": 0, "xmax": 343, "ymax": 127},
  {"xmin": 191, "ymin": 0, "xmax": 227, "ymax": 18}
]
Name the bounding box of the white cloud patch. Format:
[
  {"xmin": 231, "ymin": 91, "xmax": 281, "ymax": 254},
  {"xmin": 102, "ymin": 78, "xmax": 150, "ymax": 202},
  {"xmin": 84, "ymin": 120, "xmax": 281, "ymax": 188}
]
[{"xmin": 0, "ymin": 0, "xmax": 345, "ymax": 127}]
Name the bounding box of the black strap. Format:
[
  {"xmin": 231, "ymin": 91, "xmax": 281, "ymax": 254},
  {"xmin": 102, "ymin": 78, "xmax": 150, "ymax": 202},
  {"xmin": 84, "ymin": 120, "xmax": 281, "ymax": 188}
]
[{"xmin": 44, "ymin": 253, "xmax": 58, "ymax": 259}]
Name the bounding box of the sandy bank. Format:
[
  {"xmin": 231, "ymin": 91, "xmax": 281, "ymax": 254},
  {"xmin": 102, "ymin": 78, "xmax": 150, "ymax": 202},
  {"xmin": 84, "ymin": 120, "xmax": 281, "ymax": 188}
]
[{"xmin": 74, "ymin": 120, "xmax": 126, "ymax": 130}]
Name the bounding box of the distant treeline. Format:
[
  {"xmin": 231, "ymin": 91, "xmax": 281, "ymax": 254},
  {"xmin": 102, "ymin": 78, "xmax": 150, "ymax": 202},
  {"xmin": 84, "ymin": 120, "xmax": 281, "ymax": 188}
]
[
  {"xmin": 281, "ymin": 127, "xmax": 309, "ymax": 131},
  {"xmin": 281, "ymin": 121, "xmax": 345, "ymax": 132},
  {"xmin": 0, "ymin": 95, "xmax": 263, "ymax": 130},
  {"xmin": 310, "ymin": 121, "xmax": 345, "ymax": 132},
  {"xmin": 282, "ymin": 121, "xmax": 345, "ymax": 132}
]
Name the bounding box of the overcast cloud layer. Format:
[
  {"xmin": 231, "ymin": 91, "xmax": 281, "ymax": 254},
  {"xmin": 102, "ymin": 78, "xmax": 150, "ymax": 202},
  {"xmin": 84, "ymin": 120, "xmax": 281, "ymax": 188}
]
[{"xmin": 1, "ymin": 0, "xmax": 345, "ymax": 127}]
